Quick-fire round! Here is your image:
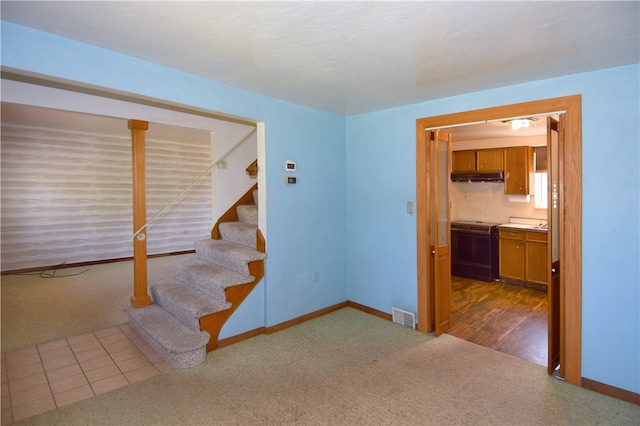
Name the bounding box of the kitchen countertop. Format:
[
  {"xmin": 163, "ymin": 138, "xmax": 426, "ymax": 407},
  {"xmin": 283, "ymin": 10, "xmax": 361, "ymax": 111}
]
[{"xmin": 498, "ymin": 223, "xmax": 548, "ymax": 232}]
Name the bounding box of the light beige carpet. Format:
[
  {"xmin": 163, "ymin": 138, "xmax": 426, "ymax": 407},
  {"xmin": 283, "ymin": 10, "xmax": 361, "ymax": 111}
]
[
  {"xmin": 9, "ymin": 308, "xmax": 640, "ymax": 425},
  {"xmin": 1, "ymin": 255, "xmax": 190, "ymax": 352},
  {"xmin": 2, "ymin": 259, "xmax": 639, "ymax": 424}
]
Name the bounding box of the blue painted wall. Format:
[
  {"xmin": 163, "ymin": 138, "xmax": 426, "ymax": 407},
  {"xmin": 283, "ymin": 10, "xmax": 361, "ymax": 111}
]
[
  {"xmin": 347, "ymin": 65, "xmax": 640, "ymax": 394},
  {"xmin": 0, "ymin": 21, "xmax": 348, "ymax": 335},
  {"xmin": 2, "ymin": 21, "xmax": 638, "ymax": 394}
]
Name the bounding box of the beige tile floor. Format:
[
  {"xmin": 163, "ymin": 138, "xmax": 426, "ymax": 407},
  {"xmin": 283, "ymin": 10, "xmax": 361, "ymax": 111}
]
[{"xmin": 1, "ymin": 325, "xmax": 172, "ymax": 424}]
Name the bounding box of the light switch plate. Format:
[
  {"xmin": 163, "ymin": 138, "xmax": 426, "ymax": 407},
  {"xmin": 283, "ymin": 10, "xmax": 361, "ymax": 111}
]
[{"xmin": 407, "ymin": 201, "xmax": 414, "ymax": 214}]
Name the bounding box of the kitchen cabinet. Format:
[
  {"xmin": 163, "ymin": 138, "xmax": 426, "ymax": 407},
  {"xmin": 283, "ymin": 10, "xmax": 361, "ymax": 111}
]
[
  {"xmin": 504, "ymin": 146, "xmax": 534, "ymax": 195},
  {"xmin": 477, "ymin": 149, "xmax": 504, "ymax": 171},
  {"xmin": 452, "ymin": 150, "xmax": 476, "ymax": 172},
  {"xmin": 499, "ymin": 228, "xmax": 548, "ymax": 286},
  {"xmin": 525, "ymin": 232, "xmax": 548, "ymax": 286},
  {"xmin": 499, "ymin": 229, "xmax": 526, "ymax": 281},
  {"xmin": 452, "ymin": 148, "xmax": 504, "ymax": 172}
]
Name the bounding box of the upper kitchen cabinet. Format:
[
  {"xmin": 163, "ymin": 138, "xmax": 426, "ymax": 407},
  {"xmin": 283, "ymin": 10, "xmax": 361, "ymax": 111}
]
[
  {"xmin": 477, "ymin": 149, "xmax": 504, "ymax": 171},
  {"xmin": 504, "ymin": 146, "xmax": 534, "ymax": 195},
  {"xmin": 452, "ymin": 150, "xmax": 476, "ymax": 172},
  {"xmin": 452, "ymin": 148, "xmax": 504, "ymax": 172}
]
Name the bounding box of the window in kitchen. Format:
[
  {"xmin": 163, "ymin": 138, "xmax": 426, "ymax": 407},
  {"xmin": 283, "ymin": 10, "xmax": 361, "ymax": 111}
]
[{"xmin": 534, "ymin": 172, "xmax": 548, "ymax": 209}]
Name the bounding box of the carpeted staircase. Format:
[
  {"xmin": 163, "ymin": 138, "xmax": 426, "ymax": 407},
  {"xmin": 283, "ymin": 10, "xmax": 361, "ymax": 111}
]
[{"xmin": 125, "ymin": 186, "xmax": 266, "ymax": 369}]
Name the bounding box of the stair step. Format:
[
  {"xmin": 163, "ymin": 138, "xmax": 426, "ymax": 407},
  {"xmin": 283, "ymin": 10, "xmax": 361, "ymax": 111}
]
[
  {"xmin": 219, "ymin": 221, "xmax": 258, "ymax": 248},
  {"xmin": 151, "ymin": 279, "xmax": 232, "ymax": 332},
  {"xmin": 237, "ymin": 204, "xmax": 258, "ymax": 225},
  {"xmin": 175, "ymin": 256, "xmax": 255, "ymax": 300},
  {"xmin": 195, "ymin": 239, "xmax": 267, "ymax": 276},
  {"xmin": 124, "ymin": 304, "xmax": 209, "ymax": 369}
]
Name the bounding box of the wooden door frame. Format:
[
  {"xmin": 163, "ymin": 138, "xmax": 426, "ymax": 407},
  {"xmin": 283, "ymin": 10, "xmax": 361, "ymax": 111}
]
[{"xmin": 416, "ymin": 95, "xmax": 582, "ymax": 386}]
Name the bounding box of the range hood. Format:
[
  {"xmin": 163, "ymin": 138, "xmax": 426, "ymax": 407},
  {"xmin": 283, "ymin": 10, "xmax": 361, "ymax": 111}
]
[{"xmin": 451, "ymin": 171, "xmax": 504, "ymax": 182}]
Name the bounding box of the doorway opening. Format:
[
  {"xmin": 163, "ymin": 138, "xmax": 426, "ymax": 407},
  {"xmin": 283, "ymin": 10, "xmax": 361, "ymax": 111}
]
[
  {"xmin": 440, "ymin": 114, "xmax": 556, "ymax": 367},
  {"xmin": 416, "ymin": 95, "xmax": 582, "ymax": 386}
]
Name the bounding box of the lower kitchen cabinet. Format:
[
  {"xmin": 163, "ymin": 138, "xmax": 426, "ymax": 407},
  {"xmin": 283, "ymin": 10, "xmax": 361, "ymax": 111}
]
[
  {"xmin": 525, "ymin": 232, "xmax": 548, "ymax": 286},
  {"xmin": 499, "ymin": 229, "xmax": 548, "ymax": 286},
  {"xmin": 499, "ymin": 230, "xmax": 526, "ymax": 281}
]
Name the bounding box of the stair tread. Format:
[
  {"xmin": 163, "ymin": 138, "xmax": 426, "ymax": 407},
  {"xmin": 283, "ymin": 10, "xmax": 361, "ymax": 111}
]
[
  {"xmin": 195, "ymin": 239, "xmax": 266, "ymax": 275},
  {"xmin": 238, "ymin": 204, "xmax": 258, "ymax": 210},
  {"xmin": 236, "ymin": 204, "xmax": 258, "ymax": 225},
  {"xmin": 196, "ymin": 239, "xmax": 266, "ymax": 261},
  {"xmin": 125, "ymin": 304, "xmax": 209, "ymax": 351},
  {"xmin": 176, "ymin": 257, "xmax": 255, "ymax": 288},
  {"xmin": 152, "ymin": 280, "xmax": 232, "ymax": 316},
  {"xmin": 219, "ymin": 222, "xmax": 258, "ymax": 248},
  {"xmin": 220, "ymin": 221, "xmax": 256, "ymax": 231}
]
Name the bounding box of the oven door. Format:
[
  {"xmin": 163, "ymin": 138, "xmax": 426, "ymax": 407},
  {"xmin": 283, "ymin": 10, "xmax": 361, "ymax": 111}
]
[{"xmin": 451, "ymin": 229, "xmax": 497, "ymax": 282}]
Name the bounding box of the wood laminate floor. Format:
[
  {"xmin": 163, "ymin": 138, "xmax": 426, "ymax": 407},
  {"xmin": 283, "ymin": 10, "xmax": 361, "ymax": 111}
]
[{"xmin": 447, "ymin": 276, "xmax": 548, "ymax": 367}]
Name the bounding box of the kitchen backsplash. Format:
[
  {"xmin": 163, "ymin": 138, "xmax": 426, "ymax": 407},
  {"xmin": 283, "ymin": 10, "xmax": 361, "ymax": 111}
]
[{"xmin": 450, "ymin": 181, "xmax": 547, "ymax": 223}]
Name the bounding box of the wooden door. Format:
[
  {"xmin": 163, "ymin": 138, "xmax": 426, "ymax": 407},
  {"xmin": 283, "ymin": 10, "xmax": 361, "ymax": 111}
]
[
  {"xmin": 429, "ymin": 131, "xmax": 452, "ymax": 335},
  {"xmin": 416, "ymin": 95, "xmax": 582, "ymax": 386},
  {"xmin": 547, "ymin": 116, "xmax": 563, "ymax": 376}
]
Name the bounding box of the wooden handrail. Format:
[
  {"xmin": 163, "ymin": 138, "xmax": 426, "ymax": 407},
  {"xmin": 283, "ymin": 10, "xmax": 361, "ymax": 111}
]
[{"xmin": 129, "ymin": 129, "xmax": 256, "ymax": 243}]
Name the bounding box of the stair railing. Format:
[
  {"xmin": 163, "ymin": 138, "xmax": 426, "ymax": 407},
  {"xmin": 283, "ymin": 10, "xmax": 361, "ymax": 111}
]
[{"xmin": 128, "ymin": 127, "xmax": 257, "ymax": 244}]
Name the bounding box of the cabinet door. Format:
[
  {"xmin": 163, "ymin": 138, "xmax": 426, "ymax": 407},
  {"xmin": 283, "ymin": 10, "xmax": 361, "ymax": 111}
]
[
  {"xmin": 499, "ymin": 236, "xmax": 525, "ymax": 281},
  {"xmin": 526, "ymin": 241, "xmax": 548, "ymax": 285},
  {"xmin": 452, "ymin": 151, "xmax": 475, "ymax": 172},
  {"xmin": 477, "ymin": 149, "xmax": 504, "ymax": 171},
  {"xmin": 504, "ymin": 146, "xmax": 533, "ymax": 194}
]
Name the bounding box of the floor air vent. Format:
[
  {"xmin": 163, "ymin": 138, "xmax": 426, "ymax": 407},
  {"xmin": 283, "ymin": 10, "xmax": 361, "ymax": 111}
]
[{"xmin": 392, "ymin": 307, "xmax": 415, "ymax": 329}]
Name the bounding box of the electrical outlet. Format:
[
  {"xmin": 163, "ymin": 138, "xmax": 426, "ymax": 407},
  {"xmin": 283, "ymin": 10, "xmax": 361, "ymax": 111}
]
[{"xmin": 313, "ymin": 271, "xmax": 319, "ymax": 281}]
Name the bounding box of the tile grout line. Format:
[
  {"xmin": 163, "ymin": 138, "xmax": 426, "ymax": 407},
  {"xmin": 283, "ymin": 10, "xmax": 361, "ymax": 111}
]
[
  {"xmin": 35, "ymin": 333, "xmax": 91, "ymax": 413},
  {"xmin": 91, "ymin": 328, "xmax": 128, "ymax": 393},
  {"xmin": 4, "ymin": 326, "xmax": 168, "ymax": 425},
  {"xmin": 35, "ymin": 340, "xmax": 62, "ymax": 410}
]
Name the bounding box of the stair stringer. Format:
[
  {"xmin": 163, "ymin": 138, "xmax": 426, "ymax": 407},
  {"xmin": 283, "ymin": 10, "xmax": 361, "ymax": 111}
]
[
  {"xmin": 211, "ymin": 182, "xmax": 258, "ymax": 240},
  {"xmin": 199, "ymin": 233, "xmax": 264, "ymax": 352},
  {"xmin": 202, "ymin": 185, "xmax": 265, "ymax": 352}
]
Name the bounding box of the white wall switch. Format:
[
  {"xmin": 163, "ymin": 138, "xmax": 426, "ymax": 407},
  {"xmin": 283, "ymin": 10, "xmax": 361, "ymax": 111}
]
[{"xmin": 407, "ymin": 201, "xmax": 414, "ymax": 214}]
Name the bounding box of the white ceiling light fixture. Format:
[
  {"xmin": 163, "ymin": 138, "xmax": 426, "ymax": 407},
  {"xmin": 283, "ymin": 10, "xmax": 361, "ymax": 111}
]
[{"xmin": 506, "ymin": 118, "xmax": 536, "ymax": 130}]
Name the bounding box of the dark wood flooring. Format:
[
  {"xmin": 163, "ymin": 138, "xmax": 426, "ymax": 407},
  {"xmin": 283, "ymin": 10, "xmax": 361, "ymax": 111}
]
[{"xmin": 447, "ymin": 275, "xmax": 548, "ymax": 367}]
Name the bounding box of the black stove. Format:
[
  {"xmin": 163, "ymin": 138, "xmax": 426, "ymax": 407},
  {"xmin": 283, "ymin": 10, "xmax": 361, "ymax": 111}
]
[
  {"xmin": 451, "ymin": 221, "xmax": 501, "ymax": 233},
  {"xmin": 450, "ymin": 221, "xmax": 500, "ymax": 281}
]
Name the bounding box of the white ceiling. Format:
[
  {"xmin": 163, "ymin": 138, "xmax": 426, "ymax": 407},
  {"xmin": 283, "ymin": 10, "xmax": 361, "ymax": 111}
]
[{"xmin": 2, "ymin": 1, "xmax": 638, "ymax": 117}]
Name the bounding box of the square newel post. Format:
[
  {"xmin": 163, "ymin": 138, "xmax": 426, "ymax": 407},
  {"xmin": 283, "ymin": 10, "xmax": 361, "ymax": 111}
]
[{"xmin": 129, "ymin": 119, "xmax": 152, "ymax": 308}]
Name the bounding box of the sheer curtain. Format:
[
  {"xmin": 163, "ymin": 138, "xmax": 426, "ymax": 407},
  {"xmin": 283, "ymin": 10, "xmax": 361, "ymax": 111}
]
[{"xmin": 1, "ymin": 124, "xmax": 212, "ymax": 271}]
